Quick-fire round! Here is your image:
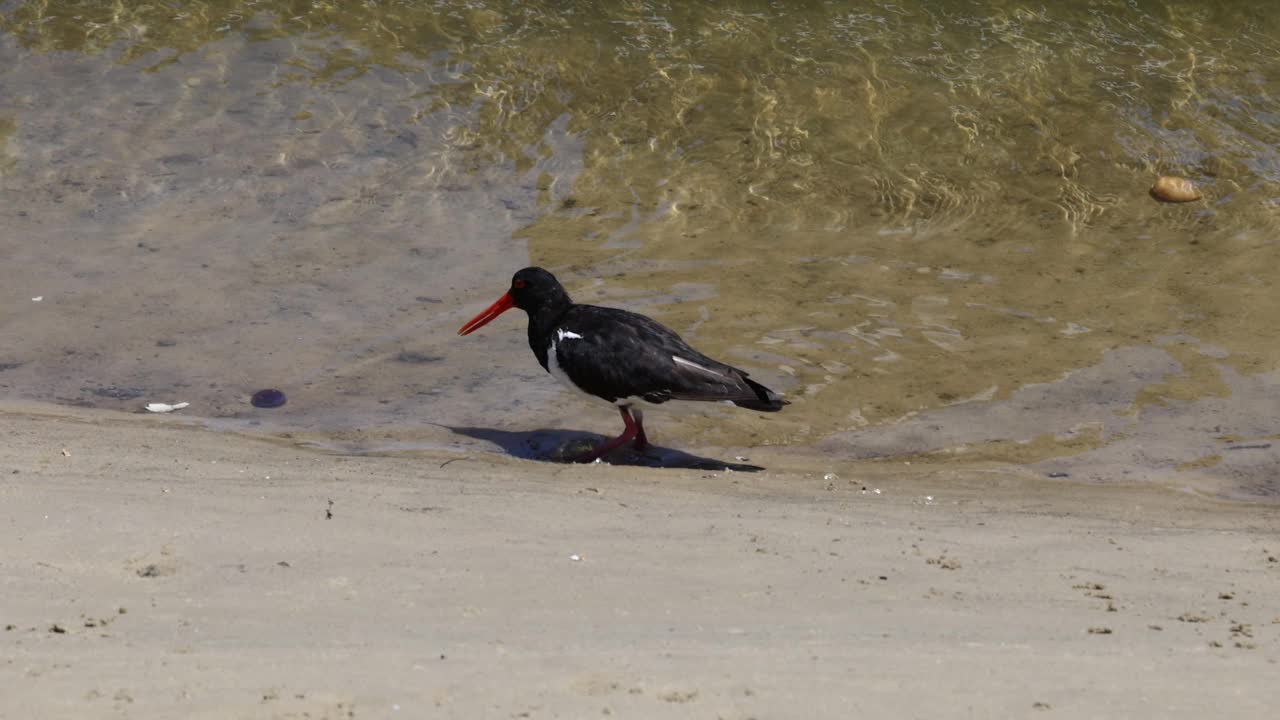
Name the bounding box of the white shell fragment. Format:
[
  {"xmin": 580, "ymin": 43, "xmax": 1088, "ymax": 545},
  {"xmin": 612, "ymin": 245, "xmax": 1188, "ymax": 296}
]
[{"xmin": 145, "ymin": 402, "xmax": 190, "ymax": 413}]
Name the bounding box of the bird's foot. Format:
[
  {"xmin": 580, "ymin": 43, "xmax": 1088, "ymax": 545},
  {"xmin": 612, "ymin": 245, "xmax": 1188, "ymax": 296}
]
[
  {"xmin": 568, "ymin": 408, "xmax": 644, "ymax": 463},
  {"xmin": 569, "ymin": 436, "xmax": 630, "ymax": 464}
]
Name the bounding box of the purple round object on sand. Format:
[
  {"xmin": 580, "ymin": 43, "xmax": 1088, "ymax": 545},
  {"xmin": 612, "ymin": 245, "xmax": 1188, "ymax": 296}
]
[{"xmin": 251, "ymin": 389, "xmax": 287, "ymax": 408}]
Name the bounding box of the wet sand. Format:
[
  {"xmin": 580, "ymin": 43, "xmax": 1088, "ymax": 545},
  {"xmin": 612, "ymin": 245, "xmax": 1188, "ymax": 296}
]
[{"xmin": 3, "ymin": 402, "xmax": 1277, "ymax": 719}]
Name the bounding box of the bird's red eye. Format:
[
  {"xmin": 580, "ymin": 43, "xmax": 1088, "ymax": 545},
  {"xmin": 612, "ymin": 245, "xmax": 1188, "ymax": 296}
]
[{"xmin": 513, "ymin": 279, "xmax": 526, "ymax": 289}]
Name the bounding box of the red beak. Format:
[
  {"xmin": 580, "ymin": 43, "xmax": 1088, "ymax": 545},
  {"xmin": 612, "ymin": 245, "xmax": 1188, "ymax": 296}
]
[{"xmin": 458, "ymin": 292, "xmax": 515, "ymax": 336}]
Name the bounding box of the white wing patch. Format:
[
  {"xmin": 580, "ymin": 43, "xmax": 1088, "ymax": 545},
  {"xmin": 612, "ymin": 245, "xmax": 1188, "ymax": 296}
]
[
  {"xmin": 556, "ymin": 329, "xmax": 583, "ymax": 341},
  {"xmin": 547, "ymin": 338, "xmax": 618, "ymax": 407},
  {"xmin": 673, "ymin": 355, "xmax": 726, "ymax": 379},
  {"xmin": 547, "ymin": 339, "xmax": 572, "ymax": 388}
]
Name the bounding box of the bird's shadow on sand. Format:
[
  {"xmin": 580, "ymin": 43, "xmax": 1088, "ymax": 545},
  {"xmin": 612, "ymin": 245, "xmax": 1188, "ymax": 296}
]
[{"xmin": 445, "ymin": 425, "xmax": 765, "ymax": 472}]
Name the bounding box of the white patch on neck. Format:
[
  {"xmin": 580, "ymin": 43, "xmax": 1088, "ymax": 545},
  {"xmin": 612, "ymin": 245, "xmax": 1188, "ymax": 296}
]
[
  {"xmin": 673, "ymin": 355, "xmax": 725, "ymax": 379},
  {"xmin": 556, "ymin": 328, "xmax": 583, "ymax": 341}
]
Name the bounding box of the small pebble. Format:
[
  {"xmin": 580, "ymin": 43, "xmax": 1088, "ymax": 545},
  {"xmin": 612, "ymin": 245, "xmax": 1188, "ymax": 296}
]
[
  {"xmin": 250, "ymin": 389, "xmax": 287, "ymax": 408},
  {"xmin": 1151, "ymin": 176, "xmax": 1202, "ymax": 203}
]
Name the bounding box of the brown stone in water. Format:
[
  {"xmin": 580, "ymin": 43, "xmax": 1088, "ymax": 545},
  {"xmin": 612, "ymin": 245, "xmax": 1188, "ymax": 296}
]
[{"xmin": 1150, "ymin": 176, "xmax": 1202, "ymax": 203}]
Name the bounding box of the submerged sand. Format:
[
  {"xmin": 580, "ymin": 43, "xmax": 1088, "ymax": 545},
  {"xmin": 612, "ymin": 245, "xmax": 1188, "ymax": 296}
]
[{"xmin": 2, "ymin": 403, "xmax": 1277, "ymax": 719}]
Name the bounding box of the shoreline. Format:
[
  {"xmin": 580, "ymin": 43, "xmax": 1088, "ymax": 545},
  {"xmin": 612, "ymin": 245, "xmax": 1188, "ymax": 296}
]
[
  {"xmin": 5, "ymin": 396, "xmax": 1272, "ymax": 504},
  {"xmin": 2, "ymin": 403, "xmax": 1278, "ymax": 719}
]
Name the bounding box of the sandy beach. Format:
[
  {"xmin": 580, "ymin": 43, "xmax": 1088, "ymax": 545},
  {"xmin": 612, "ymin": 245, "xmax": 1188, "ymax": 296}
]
[{"xmin": 2, "ymin": 402, "xmax": 1277, "ymax": 719}]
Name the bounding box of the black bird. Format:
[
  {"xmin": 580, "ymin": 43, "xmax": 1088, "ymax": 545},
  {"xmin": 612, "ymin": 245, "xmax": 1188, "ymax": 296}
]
[{"xmin": 458, "ymin": 267, "xmax": 788, "ymax": 463}]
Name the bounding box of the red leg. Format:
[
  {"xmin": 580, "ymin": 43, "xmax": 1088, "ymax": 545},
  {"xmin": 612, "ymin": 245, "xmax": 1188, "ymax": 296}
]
[
  {"xmin": 572, "ymin": 406, "xmax": 639, "ymax": 463},
  {"xmin": 631, "ymin": 407, "xmax": 650, "ymax": 452}
]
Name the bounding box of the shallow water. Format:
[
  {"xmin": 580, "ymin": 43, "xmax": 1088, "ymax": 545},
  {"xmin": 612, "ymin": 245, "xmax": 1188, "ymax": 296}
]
[{"xmin": 1, "ymin": 1, "xmax": 1277, "ymax": 496}]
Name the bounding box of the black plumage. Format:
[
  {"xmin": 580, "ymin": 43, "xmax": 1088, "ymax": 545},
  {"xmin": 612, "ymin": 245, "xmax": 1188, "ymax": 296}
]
[{"xmin": 459, "ymin": 267, "xmax": 787, "ymax": 462}]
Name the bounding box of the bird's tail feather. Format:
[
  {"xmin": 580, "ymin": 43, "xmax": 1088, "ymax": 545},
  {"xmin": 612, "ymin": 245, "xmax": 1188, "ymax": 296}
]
[{"xmin": 733, "ymin": 377, "xmax": 788, "ymax": 412}]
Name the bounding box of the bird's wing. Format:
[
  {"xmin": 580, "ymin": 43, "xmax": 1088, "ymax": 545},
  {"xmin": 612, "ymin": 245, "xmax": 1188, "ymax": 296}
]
[{"xmin": 552, "ymin": 307, "xmax": 778, "ymax": 408}]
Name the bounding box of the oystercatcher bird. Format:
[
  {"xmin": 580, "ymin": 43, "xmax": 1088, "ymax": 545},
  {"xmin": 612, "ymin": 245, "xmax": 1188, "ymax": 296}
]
[{"xmin": 458, "ymin": 267, "xmax": 788, "ymax": 463}]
